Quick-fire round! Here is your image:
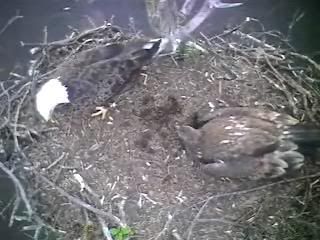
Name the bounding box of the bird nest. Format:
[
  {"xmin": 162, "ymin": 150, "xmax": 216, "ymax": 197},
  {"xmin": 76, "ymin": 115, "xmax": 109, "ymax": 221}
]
[{"xmin": 1, "ymin": 20, "xmax": 320, "ymax": 240}]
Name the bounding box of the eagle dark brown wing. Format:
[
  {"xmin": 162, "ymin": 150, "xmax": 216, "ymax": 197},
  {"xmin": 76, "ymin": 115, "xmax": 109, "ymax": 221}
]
[
  {"xmin": 178, "ymin": 107, "xmax": 318, "ymax": 180},
  {"xmin": 55, "ymin": 39, "xmax": 161, "ymax": 108},
  {"xmin": 36, "ymin": 39, "xmax": 162, "ymax": 120}
]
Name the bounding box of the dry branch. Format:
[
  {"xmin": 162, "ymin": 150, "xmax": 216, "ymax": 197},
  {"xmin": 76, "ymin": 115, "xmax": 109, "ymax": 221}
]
[
  {"xmin": 38, "ymin": 174, "xmax": 124, "ymax": 227},
  {"xmin": 185, "ymin": 172, "xmax": 320, "ymax": 239},
  {"xmin": 0, "ymin": 162, "xmax": 33, "ymax": 220},
  {"xmin": 0, "ymin": 11, "xmax": 23, "ymax": 36}
]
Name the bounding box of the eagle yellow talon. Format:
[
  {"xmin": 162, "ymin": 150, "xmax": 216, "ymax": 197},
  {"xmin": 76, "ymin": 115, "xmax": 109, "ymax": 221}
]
[{"xmin": 91, "ymin": 106, "xmax": 108, "ymax": 120}]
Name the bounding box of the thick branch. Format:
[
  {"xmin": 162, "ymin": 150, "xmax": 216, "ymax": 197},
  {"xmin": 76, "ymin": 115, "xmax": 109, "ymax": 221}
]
[
  {"xmin": 209, "ymin": 0, "xmax": 243, "ymax": 9},
  {"xmin": 175, "ymin": 0, "xmax": 213, "ymax": 40},
  {"xmin": 180, "ymin": 0, "xmax": 197, "ymax": 17},
  {"xmin": 175, "ymin": 0, "xmax": 243, "ymax": 41}
]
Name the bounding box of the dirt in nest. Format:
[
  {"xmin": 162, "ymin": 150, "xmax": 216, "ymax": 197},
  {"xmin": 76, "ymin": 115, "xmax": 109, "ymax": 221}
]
[{"xmin": 19, "ymin": 45, "xmax": 320, "ymax": 240}]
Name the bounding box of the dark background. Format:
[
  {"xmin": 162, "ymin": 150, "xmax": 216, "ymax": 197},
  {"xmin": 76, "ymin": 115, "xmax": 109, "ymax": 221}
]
[{"xmin": 0, "ymin": 0, "xmax": 319, "ymax": 239}]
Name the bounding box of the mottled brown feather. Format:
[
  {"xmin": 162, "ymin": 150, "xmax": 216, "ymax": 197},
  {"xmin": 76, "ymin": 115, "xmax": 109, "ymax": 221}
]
[{"xmin": 178, "ymin": 107, "xmax": 317, "ymax": 180}]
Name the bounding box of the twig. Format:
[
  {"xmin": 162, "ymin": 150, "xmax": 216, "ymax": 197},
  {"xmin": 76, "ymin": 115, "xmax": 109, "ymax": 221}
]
[
  {"xmin": 180, "ymin": 0, "xmax": 197, "ymax": 17},
  {"xmin": 73, "ymin": 173, "xmax": 101, "ymax": 200},
  {"xmin": 220, "ymin": 172, "xmax": 319, "ymax": 201},
  {"xmin": 265, "ymin": 54, "xmax": 311, "ymax": 97},
  {"xmin": 153, "ymin": 211, "xmax": 175, "ymax": 240},
  {"xmin": 11, "ymin": 84, "xmax": 30, "ymax": 163},
  {"xmin": 0, "ymin": 197, "xmax": 15, "ymax": 217},
  {"xmin": 175, "ymin": 0, "xmax": 215, "ymax": 41},
  {"xmin": 289, "ymin": 52, "xmax": 320, "ymax": 74},
  {"xmin": 171, "ymin": 229, "xmax": 184, "ymax": 240},
  {"xmin": 9, "ymin": 190, "xmax": 20, "ymax": 227},
  {"xmin": 0, "ymin": 11, "xmax": 23, "ymax": 36},
  {"xmin": 117, "ymin": 198, "xmax": 127, "ymax": 226},
  {"xmin": 38, "ymin": 174, "xmax": 124, "ymax": 226},
  {"xmin": 196, "ymin": 218, "xmax": 242, "ymax": 225},
  {"xmin": 264, "ymin": 55, "xmax": 314, "ymax": 119},
  {"xmin": 0, "ymin": 161, "xmax": 33, "ymax": 220},
  {"xmin": 185, "ymin": 172, "xmax": 320, "ymax": 239},
  {"xmin": 98, "ymin": 217, "xmax": 113, "ymax": 240},
  {"xmin": 0, "ymin": 81, "xmax": 19, "ymax": 99},
  {"xmin": 20, "ymin": 22, "xmax": 121, "ymax": 48},
  {"xmin": 81, "ymin": 182, "xmax": 114, "ymax": 239},
  {"xmin": 263, "ymin": 71, "xmax": 298, "ymax": 115},
  {"xmin": 0, "ymin": 83, "xmax": 11, "ymax": 129},
  {"xmin": 32, "ymin": 214, "xmax": 66, "ymax": 237},
  {"xmin": 43, "ymin": 26, "xmax": 48, "ymax": 44},
  {"xmin": 186, "ymin": 195, "xmax": 210, "ymax": 240},
  {"xmin": 287, "ymin": 9, "xmax": 305, "ymax": 40},
  {"xmin": 233, "ymin": 30, "xmax": 276, "ymax": 51},
  {"xmin": 46, "ymin": 153, "xmax": 65, "ymax": 170},
  {"xmin": 84, "ymin": 15, "xmax": 97, "ymax": 28},
  {"xmin": 0, "ymin": 85, "xmax": 33, "ymax": 222},
  {"xmin": 210, "ymin": 17, "xmax": 252, "ymax": 41}
]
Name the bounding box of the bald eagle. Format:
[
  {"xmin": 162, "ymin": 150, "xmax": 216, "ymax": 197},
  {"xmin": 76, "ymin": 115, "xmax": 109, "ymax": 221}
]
[
  {"xmin": 35, "ymin": 38, "xmax": 163, "ymax": 121},
  {"xmin": 178, "ymin": 107, "xmax": 320, "ymax": 180}
]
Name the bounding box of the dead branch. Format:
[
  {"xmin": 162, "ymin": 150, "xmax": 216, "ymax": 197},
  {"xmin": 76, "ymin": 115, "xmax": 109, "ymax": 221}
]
[
  {"xmin": 0, "ymin": 162, "xmax": 33, "ymax": 220},
  {"xmin": 145, "ymin": 0, "xmax": 243, "ymax": 54},
  {"xmin": 45, "ymin": 153, "xmax": 65, "ymax": 170},
  {"xmin": 0, "ymin": 84, "xmax": 33, "ymax": 224},
  {"xmin": 81, "ymin": 192, "xmax": 114, "ymax": 240},
  {"xmin": 116, "ymin": 198, "xmax": 127, "ymax": 226},
  {"xmin": 233, "ymin": 30, "xmax": 276, "ymax": 51},
  {"xmin": 171, "ymin": 229, "xmax": 184, "ymax": 240},
  {"xmin": 176, "ymin": 0, "xmax": 242, "ymax": 40},
  {"xmin": 20, "ymin": 21, "xmax": 122, "ymax": 48},
  {"xmin": 180, "ymin": 0, "xmax": 197, "ymax": 17},
  {"xmin": 11, "ymin": 83, "xmax": 31, "ymax": 160},
  {"xmin": 0, "ymin": 83, "xmax": 11, "ymax": 129},
  {"xmin": 289, "ymin": 52, "xmax": 320, "ymax": 74},
  {"xmin": 152, "ymin": 212, "xmax": 175, "ymax": 240},
  {"xmin": 185, "ymin": 172, "xmax": 320, "ymax": 239},
  {"xmin": 0, "ymin": 11, "xmax": 23, "ymax": 36},
  {"xmin": 186, "ymin": 194, "xmax": 210, "ymax": 240},
  {"xmin": 98, "ymin": 217, "xmax": 113, "ymax": 240},
  {"xmin": 38, "ymin": 174, "xmax": 124, "ymax": 227}
]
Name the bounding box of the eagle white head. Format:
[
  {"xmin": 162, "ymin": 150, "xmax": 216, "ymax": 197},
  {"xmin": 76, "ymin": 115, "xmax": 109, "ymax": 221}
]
[{"xmin": 36, "ymin": 77, "xmax": 70, "ymax": 121}]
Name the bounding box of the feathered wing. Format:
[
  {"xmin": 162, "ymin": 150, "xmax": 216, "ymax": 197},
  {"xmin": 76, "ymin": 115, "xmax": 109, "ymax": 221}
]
[
  {"xmin": 199, "ymin": 123, "xmax": 304, "ymax": 179},
  {"xmin": 180, "ymin": 107, "xmax": 320, "ymax": 179},
  {"xmin": 53, "ymin": 39, "xmax": 161, "ymax": 84},
  {"xmin": 36, "ymin": 38, "xmax": 162, "ymax": 120},
  {"xmin": 195, "ymin": 107, "xmax": 299, "ymax": 127},
  {"xmin": 64, "ymin": 39, "xmax": 161, "ymax": 104},
  {"xmin": 54, "ymin": 43, "xmax": 126, "ymax": 75}
]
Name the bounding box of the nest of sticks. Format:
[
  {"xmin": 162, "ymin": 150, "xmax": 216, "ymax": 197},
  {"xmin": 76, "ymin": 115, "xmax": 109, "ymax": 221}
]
[{"xmin": 1, "ymin": 19, "xmax": 320, "ymax": 240}]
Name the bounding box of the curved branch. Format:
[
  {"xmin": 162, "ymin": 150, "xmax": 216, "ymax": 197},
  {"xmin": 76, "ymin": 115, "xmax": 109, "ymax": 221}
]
[
  {"xmin": 175, "ymin": 0, "xmax": 243, "ymax": 41},
  {"xmin": 180, "ymin": 0, "xmax": 197, "ymax": 17},
  {"xmin": 209, "ymin": 0, "xmax": 243, "ymax": 9},
  {"xmin": 146, "ymin": 0, "xmax": 243, "ymax": 54},
  {"xmin": 175, "ymin": 0, "xmax": 213, "ymax": 41},
  {"xmin": 0, "ymin": 161, "xmax": 33, "ymax": 219}
]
